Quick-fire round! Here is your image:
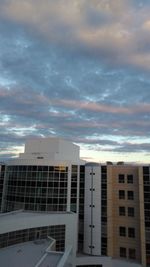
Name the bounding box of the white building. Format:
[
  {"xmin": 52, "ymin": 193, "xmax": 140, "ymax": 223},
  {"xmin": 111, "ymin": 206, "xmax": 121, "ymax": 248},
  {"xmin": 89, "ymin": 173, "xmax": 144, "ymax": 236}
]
[{"xmin": 0, "ymin": 138, "xmax": 144, "ymax": 267}]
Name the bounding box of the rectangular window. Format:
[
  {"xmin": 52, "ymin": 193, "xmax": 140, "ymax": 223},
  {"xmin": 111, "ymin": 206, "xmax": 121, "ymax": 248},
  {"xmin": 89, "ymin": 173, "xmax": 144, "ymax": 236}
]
[
  {"xmin": 119, "ymin": 207, "xmax": 126, "ymax": 216},
  {"xmin": 119, "ymin": 190, "xmax": 125, "ymax": 199},
  {"xmin": 119, "ymin": 226, "xmax": 126, "ymax": 237},
  {"xmin": 127, "ymin": 174, "xmax": 133, "ymax": 184},
  {"xmin": 120, "ymin": 247, "xmax": 126, "ymax": 258},
  {"xmin": 128, "ymin": 191, "xmax": 134, "ymax": 200},
  {"xmin": 128, "ymin": 207, "xmax": 134, "ymax": 217},
  {"xmin": 128, "ymin": 228, "xmax": 135, "ymax": 238},
  {"xmin": 118, "ymin": 174, "xmax": 125, "ymax": 183},
  {"xmin": 143, "ymin": 167, "xmax": 149, "ymax": 175},
  {"xmin": 129, "ymin": 248, "xmax": 136, "ymax": 259}
]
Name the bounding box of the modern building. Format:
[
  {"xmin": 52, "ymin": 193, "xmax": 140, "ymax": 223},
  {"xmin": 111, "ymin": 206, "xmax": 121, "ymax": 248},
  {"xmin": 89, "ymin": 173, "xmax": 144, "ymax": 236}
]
[
  {"xmin": 0, "ymin": 163, "xmax": 5, "ymax": 209},
  {"xmin": 0, "ymin": 138, "xmax": 149, "ymax": 267}
]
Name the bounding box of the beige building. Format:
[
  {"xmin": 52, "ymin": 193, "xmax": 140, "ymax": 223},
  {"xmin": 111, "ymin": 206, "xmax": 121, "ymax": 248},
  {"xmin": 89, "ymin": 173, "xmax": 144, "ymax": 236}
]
[{"xmin": 106, "ymin": 163, "xmax": 149, "ymax": 267}]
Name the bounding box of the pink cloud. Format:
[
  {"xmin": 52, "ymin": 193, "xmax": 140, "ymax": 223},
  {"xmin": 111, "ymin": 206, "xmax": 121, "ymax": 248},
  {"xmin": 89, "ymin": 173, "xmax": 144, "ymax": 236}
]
[{"xmin": 54, "ymin": 99, "xmax": 150, "ymax": 115}]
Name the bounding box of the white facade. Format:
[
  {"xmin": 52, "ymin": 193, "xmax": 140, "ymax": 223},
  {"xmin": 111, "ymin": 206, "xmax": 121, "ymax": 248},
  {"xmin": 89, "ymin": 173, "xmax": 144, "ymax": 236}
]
[
  {"xmin": 20, "ymin": 137, "xmax": 80, "ymax": 162},
  {"xmin": 84, "ymin": 163, "xmax": 101, "ymax": 256}
]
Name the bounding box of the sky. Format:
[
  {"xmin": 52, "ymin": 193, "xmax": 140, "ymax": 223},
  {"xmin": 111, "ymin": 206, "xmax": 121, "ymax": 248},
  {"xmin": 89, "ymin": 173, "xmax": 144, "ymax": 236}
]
[{"xmin": 0, "ymin": 0, "xmax": 150, "ymax": 163}]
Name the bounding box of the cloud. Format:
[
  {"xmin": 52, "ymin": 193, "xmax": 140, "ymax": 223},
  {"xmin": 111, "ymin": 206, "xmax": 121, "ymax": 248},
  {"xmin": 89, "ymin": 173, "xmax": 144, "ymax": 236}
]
[
  {"xmin": 53, "ymin": 99, "xmax": 150, "ymax": 115},
  {"xmin": 0, "ymin": 0, "xmax": 150, "ymax": 162},
  {"xmin": 107, "ymin": 142, "xmax": 150, "ymax": 153},
  {"xmin": 1, "ymin": 0, "xmax": 150, "ymax": 71}
]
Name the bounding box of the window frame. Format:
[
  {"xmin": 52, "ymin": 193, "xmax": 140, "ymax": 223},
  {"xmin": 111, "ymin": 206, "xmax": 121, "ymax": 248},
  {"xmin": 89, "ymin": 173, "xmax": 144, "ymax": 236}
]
[
  {"xmin": 120, "ymin": 247, "xmax": 127, "ymax": 258},
  {"xmin": 127, "ymin": 174, "xmax": 133, "ymax": 184},
  {"xmin": 119, "ymin": 206, "xmax": 126, "ymax": 216},
  {"xmin": 118, "ymin": 174, "xmax": 125, "ymax": 183},
  {"xmin": 128, "ymin": 190, "xmax": 134, "ymax": 200},
  {"xmin": 128, "ymin": 227, "xmax": 135, "ymax": 238},
  {"xmin": 119, "ymin": 226, "xmax": 126, "ymax": 237},
  {"xmin": 119, "ymin": 190, "xmax": 125, "ymax": 199},
  {"xmin": 128, "ymin": 207, "xmax": 134, "ymax": 217}
]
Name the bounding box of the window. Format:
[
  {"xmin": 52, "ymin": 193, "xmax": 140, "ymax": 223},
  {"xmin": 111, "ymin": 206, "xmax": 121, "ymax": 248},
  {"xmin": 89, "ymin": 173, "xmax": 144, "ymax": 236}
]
[
  {"xmin": 128, "ymin": 191, "xmax": 134, "ymax": 200},
  {"xmin": 128, "ymin": 207, "xmax": 134, "ymax": 217},
  {"xmin": 119, "ymin": 226, "xmax": 126, "ymax": 236},
  {"xmin": 118, "ymin": 174, "xmax": 125, "ymax": 183},
  {"xmin": 129, "ymin": 248, "xmax": 136, "ymax": 259},
  {"xmin": 143, "ymin": 167, "xmax": 149, "ymax": 175},
  {"xmin": 119, "ymin": 190, "xmax": 125, "ymax": 199},
  {"xmin": 120, "ymin": 247, "xmax": 126, "ymax": 258},
  {"xmin": 119, "ymin": 207, "xmax": 126, "ymax": 216},
  {"xmin": 128, "ymin": 228, "xmax": 135, "ymax": 238},
  {"xmin": 127, "ymin": 174, "xmax": 133, "ymax": 184}
]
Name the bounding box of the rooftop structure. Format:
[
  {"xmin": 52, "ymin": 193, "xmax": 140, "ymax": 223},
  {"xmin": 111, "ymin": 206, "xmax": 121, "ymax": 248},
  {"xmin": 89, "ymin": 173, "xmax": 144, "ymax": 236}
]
[{"xmin": 19, "ymin": 137, "xmax": 81, "ymax": 162}]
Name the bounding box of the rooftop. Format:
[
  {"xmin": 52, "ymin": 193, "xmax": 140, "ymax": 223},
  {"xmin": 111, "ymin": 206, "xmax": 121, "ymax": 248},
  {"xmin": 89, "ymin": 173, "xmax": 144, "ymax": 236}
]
[{"xmin": 0, "ymin": 240, "xmax": 63, "ymax": 267}]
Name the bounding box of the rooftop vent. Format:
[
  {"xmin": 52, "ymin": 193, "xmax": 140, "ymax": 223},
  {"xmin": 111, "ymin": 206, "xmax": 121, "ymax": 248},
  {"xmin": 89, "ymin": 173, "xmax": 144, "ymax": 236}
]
[{"xmin": 117, "ymin": 161, "xmax": 124, "ymax": 165}]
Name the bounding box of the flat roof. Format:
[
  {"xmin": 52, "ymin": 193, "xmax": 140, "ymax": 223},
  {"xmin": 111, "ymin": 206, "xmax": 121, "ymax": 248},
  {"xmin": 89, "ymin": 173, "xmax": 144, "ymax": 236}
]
[
  {"xmin": 0, "ymin": 210, "xmax": 71, "ymax": 220},
  {"xmin": 0, "ymin": 240, "xmax": 63, "ymax": 267},
  {"xmin": 39, "ymin": 252, "xmax": 63, "ymax": 267}
]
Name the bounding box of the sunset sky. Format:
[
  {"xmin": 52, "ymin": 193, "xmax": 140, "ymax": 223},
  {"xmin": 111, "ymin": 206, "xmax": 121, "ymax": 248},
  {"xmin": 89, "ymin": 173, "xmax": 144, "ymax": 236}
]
[{"xmin": 1, "ymin": 0, "xmax": 150, "ymax": 163}]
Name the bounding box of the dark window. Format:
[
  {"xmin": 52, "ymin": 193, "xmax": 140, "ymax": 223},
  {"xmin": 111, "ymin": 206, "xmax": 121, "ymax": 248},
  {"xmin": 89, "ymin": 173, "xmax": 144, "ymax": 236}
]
[
  {"xmin": 72, "ymin": 165, "xmax": 78, "ymax": 172},
  {"xmin": 119, "ymin": 206, "xmax": 126, "ymax": 216},
  {"xmin": 128, "ymin": 191, "xmax": 134, "ymax": 200},
  {"xmin": 80, "ymin": 165, "xmax": 85, "ymax": 172},
  {"xmin": 128, "ymin": 207, "xmax": 134, "ymax": 217},
  {"xmin": 146, "ymin": 243, "xmax": 150, "ymax": 255},
  {"xmin": 127, "ymin": 174, "xmax": 133, "ymax": 184},
  {"xmin": 118, "ymin": 174, "xmax": 125, "ymax": 183},
  {"xmin": 128, "ymin": 228, "xmax": 135, "ymax": 238},
  {"xmin": 143, "ymin": 167, "xmax": 149, "ymax": 175},
  {"xmin": 144, "ymin": 186, "xmax": 150, "ymax": 192},
  {"xmin": 120, "ymin": 247, "xmax": 126, "ymax": 258},
  {"xmin": 129, "ymin": 248, "xmax": 136, "ymax": 259},
  {"xmin": 101, "ymin": 217, "xmax": 107, "ymax": 222},
  {"xmin": 119, "ymin": 226, "xmax": 126, "ymax": 237},
  {"xmin": 119, "ymin": 190, "xmax": 125, "ymax": 199}
]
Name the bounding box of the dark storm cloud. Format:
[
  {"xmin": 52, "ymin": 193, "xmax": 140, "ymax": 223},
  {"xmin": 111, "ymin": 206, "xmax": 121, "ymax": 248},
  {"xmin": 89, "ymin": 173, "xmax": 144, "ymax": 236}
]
[{"xmin": 0, "ymin": 0, "xmax": 150, "ymax": 161}]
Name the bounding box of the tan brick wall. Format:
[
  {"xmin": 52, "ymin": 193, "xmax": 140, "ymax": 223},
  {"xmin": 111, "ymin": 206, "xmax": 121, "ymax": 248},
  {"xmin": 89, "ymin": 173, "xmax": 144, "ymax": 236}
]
[{"xmin": 107, "ymin": 164, "xmax": 141, "ymax": 264}]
